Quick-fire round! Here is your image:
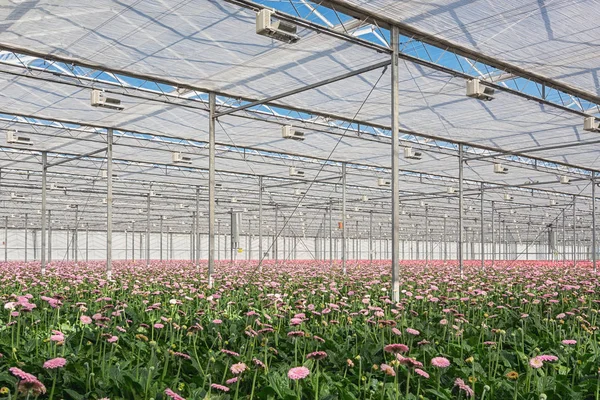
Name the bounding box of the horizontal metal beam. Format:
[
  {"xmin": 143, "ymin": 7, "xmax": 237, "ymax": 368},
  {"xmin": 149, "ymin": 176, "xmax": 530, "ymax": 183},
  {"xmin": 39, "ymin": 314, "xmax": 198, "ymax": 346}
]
[
  {"xmin": 46, "ymin": 147, "xmax": 108, "ymax": 168},
  {"xmin": 317, "ymin": 0, "xmax": 600, "ymax": 107},
  {"xmin": 216, "ymin": 60, "xmax": 391, "ymax": 117},
  {"xmin": 0, "ymin": 51, "xmax": 596, "ymax": 174}
]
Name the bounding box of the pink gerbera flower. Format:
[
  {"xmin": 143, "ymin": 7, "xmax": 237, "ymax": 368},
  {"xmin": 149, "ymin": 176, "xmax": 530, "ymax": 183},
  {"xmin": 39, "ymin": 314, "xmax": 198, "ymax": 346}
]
[
  {"xmin": 536, "ymin": 355, "xmax": 558, "ymax": 362},
  {"xmin": 562, "ymin": 339, "xmax": 577, "ymax": 345},
  {"xmin": 529, "ymin": 357, "xmax": 544, "ymax": 369},
  {"xmin": 288, "ymin": 366, "xmax": 310, "ymax": 380},
  {"xmin": 415, "ymin": 368, "xmax": 430, "ymax": 378},
  {"xmin": 43, "ymin": 357, "xmax": 67, "ymax": 369},
  {"xmin": 9, "ymin": 367, "xmax": 46, "ymax": 396},
  {"xmin": 380, "ymin": 364, "xmax": 396, "ymax": 377},
  {"xmin": 431, "ymin": 357, "xmax": 451, "ymax": 368},
  {"xmin": 454, "ymin": 378, "xmax": 474, "ymax": 397},
  {"xmin": 220, "ymin": 349, "xmax": 240, "ymax": 357},
  {"xmin": 80, "ymin": 315, "xmax": 92, "ymax": 324},
  {"xmin": 211, "ymin": 383, "xmax": 229, "ymax": 392},
  {"xmin": 230, "ymin": 362, "xmax": 247, "ymax": 375},
  {"xmin": 164, "ymin": 388, "xmax": 186, "ymax": 400},
  {"xmin": 306, "ymin": 351, "xmax": 327, "ymax": 360},
  {"xmin": 384, "ymin": 343, "xmax": 409, "ymax": 354},
  {"xmin": 406, "ymin": 328, "xmax": 420, "ymax": 336}
]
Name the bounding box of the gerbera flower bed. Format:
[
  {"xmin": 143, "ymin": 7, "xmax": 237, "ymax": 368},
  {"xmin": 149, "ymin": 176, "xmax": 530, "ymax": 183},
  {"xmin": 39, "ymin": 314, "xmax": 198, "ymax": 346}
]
[{"xmin": 0, "ymin": 260, "xmax": 598, "ymax": 399}]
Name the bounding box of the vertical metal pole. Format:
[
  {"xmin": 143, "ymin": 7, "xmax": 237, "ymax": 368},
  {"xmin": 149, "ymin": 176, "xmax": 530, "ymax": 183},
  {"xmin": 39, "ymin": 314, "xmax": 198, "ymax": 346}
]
[
  {"xmin": 41, "ymin": 152, "xmax": 47, "ymax": 274},
  {"xmin": 562, "ymin": 210, "xmax": 566, "ymax": 266},
  {"xmin": 170, "ymin": 232, "xmax": 173, "ymax": 260},
  {"xmin": 491, "ymin": 202, "xmax": 495, "ymax": 266},
  {"xmin": 458, "ymin": 144, "xmax": 464, "ymax": 277},
  {"xmin": 369, "ymin": 211, "xmax": 373, "ymax": 266},
  {"xmin": 573, "ymin": 196, "xmax": 576, "ymax": 266},
  {"xmin": 443, "ymin": 217, "xmax": 447, "ymax": 261},
  {"xmin": 480, "ymin": 183, "xmax": 485, "ymax": 270},
  {"xmin": 275, "ymin": 206, "xmax": 279, "ymax": 265},
  {"xmin": 132, "ymin": 222, "xmax": 135, "ymax": 261},
  {"xmin": 195, "ymin": 187, "xmax": 200, "ymax": 268},
  {"xmin": 140, "ymin": 231, "xmax": 143, "ymax": 260},
  {"xmin": 593, "ymin": 177, "xmax": 597, "ymax": 272},
  {"xmin": 48, "ymin": 210, "xmax": 52, "ymax": 262},
  {"xmin": 342, "ymin": 163, "xmax": 347, "ymax": 274},
  {"xmin": 146, "ymin": 193, "xmax": 150, "ymax": 266},
  {"xmin": 74, "ymin": 208, "xmax": 78, "ymax": 262},
  {"xmin": 4, "ymin": 216, "xmax": 7, "ymax": 262},
  {"xmin": 208, "ymin": 92, "xmax": 216, "ymax": 287},
  {"xmin": 248, "ymin": 219, "xmax": 251, "ymax": 260},
  {"xmin": 258, "ymin": 176, "xmax": 263, "ymax": 271},
  {"xmin": 329, "ymin": 203, "xmax": 333, "ymax": 266},
  {"xmin": 25, "ymin": 213, "xmax": 28, "ymax": 262},
  {"xmin": 190, "ymin": 216, "xmax": 195, "ymax": 260},
  {"xmin": 355, "ymin": 219, "xmax": 359, "ymax": 260},
  {"xmin": 86, "ymin": 225, "xmax": 89, "ymax": 262},
  {"xmin": 391, "ymin": 25, "xmax": 400, "ymax": 302},
  {"xmin": 425, "ymin": 206, "xmax": 429, "ymax": 268},
  {"xmin": 160, "ymin": 216, "xmax": 163, "ymax": 261},
  {"xmin": 282, "ymin": 218, "xmax": 286, "ymax": 261},
  {"xmin": 106, "ymin": 128, "xmax": 113, "ymax": 279}
]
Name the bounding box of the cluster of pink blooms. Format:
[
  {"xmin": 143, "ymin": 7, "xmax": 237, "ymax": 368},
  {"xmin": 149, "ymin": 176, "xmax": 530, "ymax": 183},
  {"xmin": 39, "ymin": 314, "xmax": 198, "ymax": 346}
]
[
  {"xmin": 0, "ymin": 258, "xmax": 595, "ymax": 399},
  {"xmin": 529, "ymin": 355, "xmax": 559, "ymax": 369},
  {"xmin": 43, "ymin": 357, "xmax": 67, "ymax": 369},
  {"xmin": 9, "ymin": 367, "xmax": 46, "ymax": 396},
  {"xmin": 454, "ymin": 378, "xmax": 474, "ymax": 397},
  {"xmin": 288, "ymin": 366, "xmax": 310, "ymax": 380}
]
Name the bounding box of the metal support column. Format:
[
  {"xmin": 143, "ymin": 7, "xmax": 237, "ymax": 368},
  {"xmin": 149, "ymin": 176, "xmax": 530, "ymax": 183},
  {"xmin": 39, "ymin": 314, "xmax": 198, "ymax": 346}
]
[
  {"xmin": 24, "ymin": 213, "xmax": 28, "ymax": 262},
  {"xmin": 41, "ymin": 152, "xmax": 47, "ymax": 274},
  {"xmin": 258, "ymin": 176, "xmax": 263, "ymax": 270},
  {"xmin": 48, "ymin": 210, "xmax": 52, "ymax": 262},
  {"xmin": 86, "ymin": 225, "xmax": 89, "ymax": 262},
  {"xmin": 342, "ymin": 163, "xmax": 347, "ymax": 274},
  {"xmin": 4, "ymin": 216, "xmax": 7, "ymax": 262},
  {"xmin": 573, "ymin": 196, "xmax": 576, "ymax": 266},
  {"xmin": 329, "ymin": 203, "xmax": 333, "ymax": 266},
  {"xmin": 369, "ymin": 211, "xmax": 373, "ymax": 266},
  {"xmin": 146, "ymin": 193, "xmax": 150, "ymax": 267},
  {"xmin": 355, "ymin": 220, "xmax": 358, "ymax": 260},
  {"xmin": 208, "ymin": 92, "xmax": 216, "ymax": 287},
  {"xmin": 160, "ymin": 216, "xmax": 163, "ymax": 261},
  {"xmin": 480, "ymin": 183, "xmax": 485, "ymax": 270},
  {"xmin": 195, "ymin": 187, "xmax": 200, "ymax": 268},
  {"xmin": 491, "ymin": 202, "xmax": 495, "ymax": 266},
  {"xmin": 425, "ymin": 206, "xmax": 429, "ymax": 268},
  {"xmin": 106, "ymin": 128, "xmax": 113, "ymax": 279},
  {"xmin": 443, "ymin": 217, "xmax": 447, "ymax": 261},
  {"xmin": 391, "ymin": 25, "xmax": 400, "ymax": 302},
  {"xmin": 74, "ymin": 208, "xmax": 78, "ymax": 262},
  {"xmin": 593, "ymin": 177, "xmax": 597, "ymax": 272},
  {"xmin": 458, "ymin": 144, "xmax": 464, "ymax": 277},
  {"xmin": 132, "ymin": 222, "xmax": 135, "ymax": 261},
  {"xmin": 275, "ymin": 206, "xmax": 279, "ymax": 265},
  {"xmin": 562, "ymin": 211, "xmax": 566, "ymax": 266}
]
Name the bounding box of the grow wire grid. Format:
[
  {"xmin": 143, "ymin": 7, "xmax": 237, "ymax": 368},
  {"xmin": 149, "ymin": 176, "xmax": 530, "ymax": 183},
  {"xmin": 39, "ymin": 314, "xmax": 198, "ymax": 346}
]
[{"xmin": 0, "ymin": 0, "xmax": 598, "ymax": 243}]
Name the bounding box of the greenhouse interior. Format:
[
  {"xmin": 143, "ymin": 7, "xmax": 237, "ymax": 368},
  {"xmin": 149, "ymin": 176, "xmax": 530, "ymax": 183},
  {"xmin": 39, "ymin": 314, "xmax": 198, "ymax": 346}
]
[{"xmin": 0, "ymin": 1, "xmax": 599, "ymax": 399}]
